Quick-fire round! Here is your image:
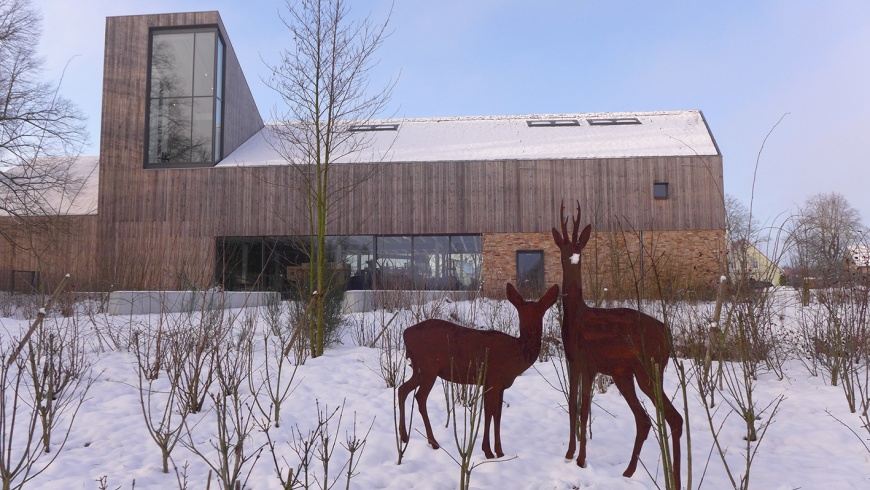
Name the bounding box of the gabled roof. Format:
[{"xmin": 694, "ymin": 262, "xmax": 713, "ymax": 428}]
[
  {"xmin": 0, "ymin": 156, "xmax": 99, "ymax": 217},
  {"xmin": 218, "ymin": 110, "xmax": 719, "ymax": 167}
]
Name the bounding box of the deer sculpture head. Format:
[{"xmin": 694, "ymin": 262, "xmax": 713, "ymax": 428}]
[{"xmin": 551, "ymin": 201, "xmax": 592, "ymax": 301}]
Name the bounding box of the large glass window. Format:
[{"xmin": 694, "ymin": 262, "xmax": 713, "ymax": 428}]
[
  {"xmin": 413, "ymin": 236, "xmax": 450, "ymax": 290},
  {"xmin": 450, "ymin": 235, "xmax": 482, "ymax": 290},
  {"xmin": 376, "ymin": 236, "xmax": 412, "ymax": 289},
  {"xmin": 147, "ymin": 29, "xmax": 224, "ymax": 166},
  {"xmin": 216, "ymin": 234, "xmax": 482, "ymax": 293}
]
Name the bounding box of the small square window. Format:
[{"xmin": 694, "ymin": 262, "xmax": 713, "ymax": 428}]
[{"xmin": 654, "ymin": 182, "xmax": 669, "ymax": 199}]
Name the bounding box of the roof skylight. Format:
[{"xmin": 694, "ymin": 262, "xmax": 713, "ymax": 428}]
[
  {"xmin": 526, "ymin": 119, "xmax": 581, "ymax": 128},
  {"xmin": 586, "ymin": 117, "xmax": 642, "ymax": 126},
  {"xmin": 348, "ymin": 123, "xmax": 399, "ymax": 132}
]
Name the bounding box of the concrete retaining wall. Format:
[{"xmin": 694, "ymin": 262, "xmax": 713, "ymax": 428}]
[
  {"xmin": 343, "ymin": 290, "xmax": 475, "ymax": 313},
  {"xmin": 107, "ymin": 290, "xmax": 279, "ymax": 315}
]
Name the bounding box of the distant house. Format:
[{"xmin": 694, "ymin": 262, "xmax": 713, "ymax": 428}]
[
  {"xmin": 1, "ymin": 11, "xmax": 726, "ymax": 297},
  {"xmin": 728, "ymin": 239, "xmax": 783, "ymax": 286},
  {"xmin": 846, "ymin": 245, "xmax": 870, "ymax": 273}
]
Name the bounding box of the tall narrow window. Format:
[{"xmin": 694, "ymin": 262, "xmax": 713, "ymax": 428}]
[
  {"xmin": 147, "ymin": 29, "xmax": 224, "ymax": 167},
  {"xmin": 516, "ymin": 250, "xmax": 545, "ymax": 297}
]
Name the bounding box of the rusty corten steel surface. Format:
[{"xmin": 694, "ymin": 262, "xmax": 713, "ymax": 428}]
[
  {"xmin": 553, "ymin": 202, "xmax": 683, "ymax": 488},
  {"xmin": 398, "ymin": 282, "xmax": 559, "ymax": 459}
]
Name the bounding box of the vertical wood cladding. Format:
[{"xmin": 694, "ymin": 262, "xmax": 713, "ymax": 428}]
[
  {"xmin": 98, "ymin": 12, "xmax": 263, "ymax": 286},
  {"xmin": 95, "ymin": 13, "xmax": 723, "ymax": 289},
  {"xmin": 97, "ymin": 154, "xmax": 724, "ymax": 289},
  {"xmin": 0, "ymin": 216, "xmax": 99, "ymax": 289},
  {"xmin": 106, "ymin": 155, "xmax": 722, "ymax": 235}
]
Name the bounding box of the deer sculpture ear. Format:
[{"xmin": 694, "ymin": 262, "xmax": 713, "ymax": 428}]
[
  {"xmin": 578, "ymin": 224, "xmax": 592, "ymax": 249},
  {"xmin": 505, "ymin": 283, "xmax": 523, "ymax": 306},
  {"xmin": 542, "ymin": 284, "xmax": 560, "ymax": 309},
  {"xmin": 552, "ymin": 227, "xmax": 564, "ymax": 247}
]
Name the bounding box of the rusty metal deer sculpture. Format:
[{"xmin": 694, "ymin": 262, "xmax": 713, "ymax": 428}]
[
  {"xmin": 553, "ymin": 202, "xmax": 682, "ymax": 487},
  {"xmin": 398, "ymin": 282, "xmax": 560, "ymax": 459}
]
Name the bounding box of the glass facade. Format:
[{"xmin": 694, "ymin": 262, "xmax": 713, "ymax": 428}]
[
  {"xmin": 147, "ymin": 30, "xmax": 224, "ymax": 166},
  {"xmin": 216, "ymin": 235, "xmax": 482, "ymax": 294}
]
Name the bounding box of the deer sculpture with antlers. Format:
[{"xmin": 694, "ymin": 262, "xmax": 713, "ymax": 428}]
[
  {"xmin": 553, "ymin": 202, "xmax": 682, "ymax": 487},
  {"xmin": 398, "ymin": 282, "xmax": 560, "ymax": 459}
]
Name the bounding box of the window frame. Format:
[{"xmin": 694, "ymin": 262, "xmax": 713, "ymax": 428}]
[{"xmin": 144, "ymin": 26, "xmax": 226, "ymax": 169}]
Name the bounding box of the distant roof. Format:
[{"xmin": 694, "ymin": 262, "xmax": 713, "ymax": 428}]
[
  {"xmin": 0, "ymin": 156, "xmax": 99, "ymax": 217},
  {"xmin": 848, "ymin": 245, "xmax": 870, "ymax": 267},
  {"xmin": 218, "ymin": 110, "xmax": 719, "ymax": 167}
]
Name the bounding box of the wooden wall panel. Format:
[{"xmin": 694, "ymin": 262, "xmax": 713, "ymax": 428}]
[
  {"xmin": 96, "ymin": 153, "xmax": 724, "ymax": 288},
  {"xmin": 0, "ymin": 215, "xmax": 99, "ymax": 289}
]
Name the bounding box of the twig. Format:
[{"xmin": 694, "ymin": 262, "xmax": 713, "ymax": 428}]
[{"xmin": 7, "ymin": 273, "xmax": 70, "ymax": 367}]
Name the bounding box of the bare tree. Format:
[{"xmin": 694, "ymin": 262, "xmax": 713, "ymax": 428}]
[
  {"xmin": 725, "ymin": 194, "xmax": 760, "ymax": 246},
  {"xmin": 266, "ymin": 0, "xmax": 394, "ymax": 357},
  {"xmin": 0, "ymin": 0, "xmax": 88, "ymax": 245},
  {"xmin": 787, "ymin": 192, "xmax": 864, "ymax": 284},
  {"xmin": 726, "ymin": 194, "xmax": 758, "ymax": 287}
]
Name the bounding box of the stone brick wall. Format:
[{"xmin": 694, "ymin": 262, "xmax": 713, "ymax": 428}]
[{"xmin": 481, "ymin": 229, "xmax": 725, "ymax": 299}]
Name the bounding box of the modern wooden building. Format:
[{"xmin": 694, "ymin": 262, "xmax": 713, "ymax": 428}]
[{"xmin": 1, "ymin": 11, "xmax": 726, "ymax": 299}]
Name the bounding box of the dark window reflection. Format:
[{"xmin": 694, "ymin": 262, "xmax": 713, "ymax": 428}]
[
  {"xmin": 450, "ymin": 235, "xmax": 481, "ymax": 290},
  {"xmin": 376, "ymin": 236, "xmax": 412, "ymax": 289},
  {"xmin": 147, "ymin": 30, "xmax": 223, "ymax": 165},
  {"xmin": 516, "ymin": 250, "xmax": 545, "ymax": 297},
  {"xmin": 413, "ymin": 236, "xmax": 450, "ymax": 289},
  {"xmin": 216, "ymin": 234, "xmax": 482, "ymax": 294}
]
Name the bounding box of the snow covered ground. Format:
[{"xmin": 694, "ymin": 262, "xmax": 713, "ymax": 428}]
[{"xmin": 1, "ymin": 290, "xmax": 869, "ymax": 489}]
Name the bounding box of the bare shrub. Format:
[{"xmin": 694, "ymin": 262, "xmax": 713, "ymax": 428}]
[
  {"xmin": 24, "ymin": 316, "xmax": 93, "ymax": 453},
  {"xmin": 438, "ymin": 359, "xmax": 499, "ymax": 490},
  {"xmin": 374, "ymin": 323, "xmax": 405, "ymax": 389},
  {"xmin": 264, "ymin": 399, "xmax": 372, "ymax": 490},
  {"xmin": 813, "ymin": 283, "xmax": 870, "ymax": 412},
  {"xmin": 168, "ymin": 295, "xmax": 237, "ymax": 414},
  {"xmin": 0, "ymin": 335, "xmax": 92, "ymax": 489},
  {"xmin": 249, "ymin": 297, "xmax": 300, "ymax": 429},
  {"xmin": 477, "ymin": 297, "xmax": 516, "ymax": 335},
  {"xmin": 183, "ymin": 328, "xmax": 263, "ymax": 490},
  {"xmin": 133, "ymin": 317, "xmax": 188, "ymax": 474},
  {"xmin": 347, "ymin": 314, "xmax": 380, "ymax": 348}
]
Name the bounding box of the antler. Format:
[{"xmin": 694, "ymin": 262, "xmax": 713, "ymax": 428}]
[
  {"xmin": 572, "ymin": 201, "xmax": 582, "ymax": 245},
  {"xmin": 560, "ymin": 201, "xmax": 569, "ymax": 241}
]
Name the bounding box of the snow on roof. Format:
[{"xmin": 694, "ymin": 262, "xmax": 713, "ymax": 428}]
[
  {"xmin": 218, "ymin": 110, "xmax": 719, "ymax": 167},
  {"xmin": 0, "ymin": 156, "xmax": 99, "ymax": 217}
]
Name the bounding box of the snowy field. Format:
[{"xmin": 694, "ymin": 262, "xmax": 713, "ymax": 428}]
[{"xmin": 1, "ymin": 289, "xmax": 869, "ymax": 489}]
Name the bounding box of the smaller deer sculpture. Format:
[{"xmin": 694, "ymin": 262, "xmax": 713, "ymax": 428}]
[
  {"xmin": 553, "ymin": 202, "xmax": 682, "ymax": 488},
  {"xmin": 398, "ymin": 282, "xmax": 559, "ymax": 459}
]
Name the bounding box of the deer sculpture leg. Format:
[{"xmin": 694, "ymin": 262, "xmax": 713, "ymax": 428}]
[
  {"xmin": 577, "ymin": 370, "xmax": 594, "ymax": 468},
  {"xmin": 481, "ymin": 388, "xmax": 499, "ymax": 459},
  {"xmin": 398, "ymin": 369, "xmax": 442, "ymax": 450},
  {"xmin": 397, "ymin": 370, "xmax": 417, "ymax": 443},
  {"xmin": 493, "ymin": 388, "xmax": 506, "ymax": 458},
  {"xmin": 414, "ymin": 374, "xmax": 441, "ymax": 449},
  {"xmin": 636, "ymin": 368, "xmax": 684, "ymax": 489},
  {"xmin": 611, "ymin": 375, "xmax": 653, "ymax": 479},
  {"xmin": 564, "ymin": 361, "xmax": 581, "ymax": 460}
]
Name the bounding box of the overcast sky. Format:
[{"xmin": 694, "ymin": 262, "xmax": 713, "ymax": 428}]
[{"xmin": 32, "ymin": 0, "xmax": 870, "ymax": 230}]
